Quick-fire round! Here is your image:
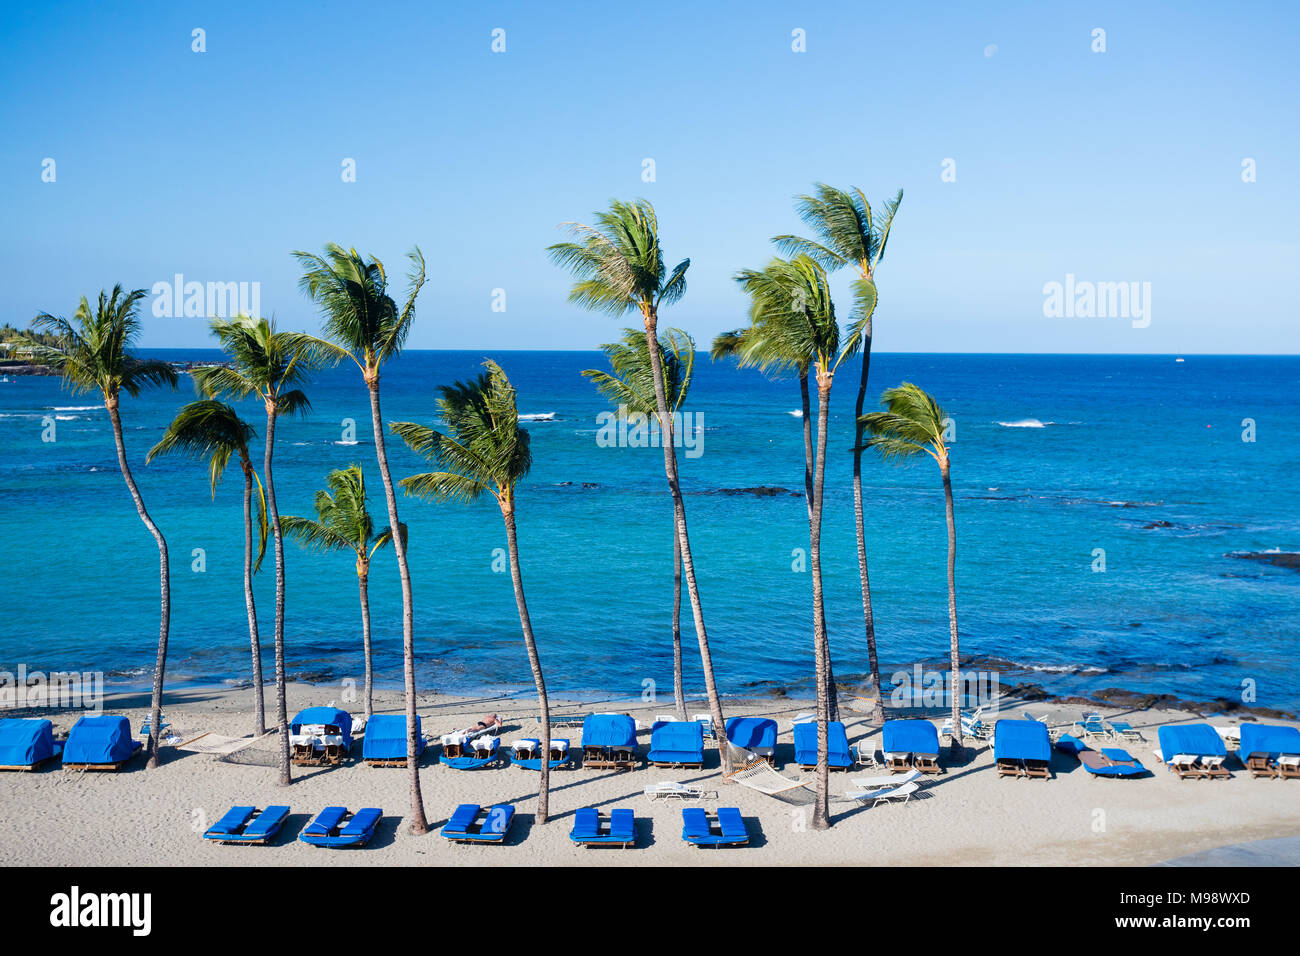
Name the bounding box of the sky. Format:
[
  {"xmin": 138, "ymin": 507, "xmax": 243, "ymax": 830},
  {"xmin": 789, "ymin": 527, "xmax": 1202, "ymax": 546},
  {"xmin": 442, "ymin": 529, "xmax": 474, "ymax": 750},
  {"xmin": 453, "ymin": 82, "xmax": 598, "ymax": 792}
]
[{"xmin": 1, "ymin": 1, "xmax": 1297, "ymax": 353}]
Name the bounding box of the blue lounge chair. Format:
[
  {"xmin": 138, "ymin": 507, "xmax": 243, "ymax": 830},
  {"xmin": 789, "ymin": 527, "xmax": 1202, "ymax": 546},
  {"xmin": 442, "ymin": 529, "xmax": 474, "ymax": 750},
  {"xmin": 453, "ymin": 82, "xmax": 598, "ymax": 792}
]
[
  {"xmin": 288, "ymin": 706, "xmax": 353, "ymax": 766},
  {"xmin": 0, "ymin": 718, "xmax": 63, "ymax": 771},
  {"xmin": 362, "ymin": 714, "xmax": 424, "ymax": 767},
  {"xmin": 724, "ymin": 717, "xmax": 778, "ymax": 762},
  {"xmin": 510, "ymin": 738, "xmax": 570, "ymax": 770},
  {"xmin": 792, "ymin": 721, "xmax": 853, "ymax": 770},
  {"xmin": 440, "ymin": 803, "xmax": 515, "ymax": 843},
  {"xmin": 1156, "ymin": 724, "xmax": 1230, "ymax": 779},
  {"xmin": 581, "ymin": 713, "xmax": 638, "ymax": 770},
  {"xmin": 993, "ymin": 719, "xmax": 1052, "ymax": 779},
  {"xmin": 569, "ymin": 807, "xmax": 636, "ymax": 848},
  {"xmin": 441, "ymin": 732, "xmax": 500, "ymax": 770},
  {"xmin": 202, "ymin": 805, "xmax": 290, "ymax": 844},
  {"xmin": 1078, "ymin": 747, "xmax": 1146, "ymax": 778},
  {"xmin": 1239, "ymin": 724, "xmax": 1300, "ymax": 779},
  {"xmin": 681, "ymin": 807, "xmax": 749, "ymax": 847},
  {"xmin": 299, "ymin": 806, "xmax": 383, "ymax": 847},
  {"xmin": 1076, "ymin": 713, "xmax": 1109, "ymax": 740},
  {"xmin": 63, "ymin": 715, "xmax": 142, "ymax": 771},
  {"xmin": 648, "ymin": 721, "xmax": 705, "ymax": 768},
  {"xmin": 881, "ymin": 719, "xmax": 942, "ymax": 774},
  {"xmin": 1108, "ymin": 720, "xmax": 1144, "ymax": 742}
]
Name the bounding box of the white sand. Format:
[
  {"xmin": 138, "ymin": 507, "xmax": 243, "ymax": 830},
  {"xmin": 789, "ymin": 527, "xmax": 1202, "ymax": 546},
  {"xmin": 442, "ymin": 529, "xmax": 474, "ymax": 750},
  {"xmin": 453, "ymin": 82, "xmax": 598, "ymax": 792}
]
[{"xmin": 2, "ymin": 684, "xmax": 1296, "ymax": 866}]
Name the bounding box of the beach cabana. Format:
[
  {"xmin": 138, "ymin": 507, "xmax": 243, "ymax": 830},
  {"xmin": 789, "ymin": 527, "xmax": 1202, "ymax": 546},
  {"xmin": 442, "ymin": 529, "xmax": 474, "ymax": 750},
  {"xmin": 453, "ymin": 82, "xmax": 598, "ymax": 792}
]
[
  {"xmin": 1156, "ymin": 724, "xmax": 1230, "ymax": 779},
  {"xmin": 288, "ymin": 707, "xmax": 353, "ymax": 766},
  {"xmin": 510, "ymin": 738, "xmax": 570, "ymax": 770},
  {"xmin": 362, "ymin": 714, "xmax": 424, "ymax": 767},
  {"xmin": 0, "ymin": 718, "xmax": 62, "ymax": 771},
  {"xmin": 202, "ymin": 805, "xmax": 290, "ymax": 845},
  {"xmin": 440, "ymin": 803, "xmax": 515, "ymax": 844},
  {"xmin": 299, "ymin": 806, "xmax": 383, "ymax": 848},
  {"xmin": 569, "ymin": 807, "xmax": 636, "ymax": 848},
  {"xmin": 792, "ymin": 721, "xmax": 853, "ymax": 770},
  {"xmin": 441, "ymin": 733, "xmax": 500, "ymax": 770},
  {"xmin": 882, "ymin": 719, "xmax": 942, "ymax": 774},
  {"xmin": 725, "ymin": 717, "xmax": 778, "ymax": 763},
  {"xmin": 581, "ymin": 713, "xmax": 638, "ymax": 770},
  {"xmin": 648, "ymin": 721, "xmax": 705, "ymax": 768},
  {"xmin": 993, "ymin": 719, "xmax": 1052, "ymax": 779},
  {"xmin": 681, "ymin": 807, "xmax": 749, "ymax": 848},
  {"xmin": 1238, "ymin": 724, "xmax": 1300, "ymax": 779},
  {"xmin": 62, "ymin": 715, "xmax": 142, "ymax": 771}
]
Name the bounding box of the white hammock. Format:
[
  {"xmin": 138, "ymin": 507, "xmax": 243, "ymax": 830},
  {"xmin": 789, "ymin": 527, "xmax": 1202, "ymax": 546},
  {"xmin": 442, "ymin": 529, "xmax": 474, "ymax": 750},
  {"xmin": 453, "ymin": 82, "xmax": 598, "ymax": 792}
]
[{"xmin": 726, "ymin": 758, "xmax": 816, "ymax": 804}]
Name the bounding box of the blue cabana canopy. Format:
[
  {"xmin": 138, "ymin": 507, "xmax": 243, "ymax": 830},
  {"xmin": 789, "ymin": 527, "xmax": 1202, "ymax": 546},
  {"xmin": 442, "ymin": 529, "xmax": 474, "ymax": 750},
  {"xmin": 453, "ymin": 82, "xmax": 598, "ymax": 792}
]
[
  {"xmin": 882, "ymin": 719, "xmax": 940, "ymax": 755},
  {"xmin": 0, "ymin": 718, "xmax": 59, "ymax": 767},
  {"xmin": 649, "ymin": 721, "xmax": 704, "ymax": 762},
  {"xmin": 582, "ymin": 713, "xmax": 636, "ymax": 749},
  {"xmin": 1157, "ymin": 724, "xmax": 1226, "ymax": 760},
  {"xmin": 64, "ymin": 715, "xmax": 138, "ymax": 764},
  {"xmin": 1238, "ymin": 723, "xmax": 1300, "ymax": 759},
  {"xmin": 792, "ymin": 721, "xmax": 852, "ymax": 767},
  {"xmin": 993, "ymin": 719, "xmax": 1051, "ymax": 762},
  {"xmin": 290, "ymin": 707, "xmax": 354, "ymax": 747},
  {"xmin": 725, "ymin": 717, "xmax": 778, "ymax": 751},
  {"xmin": 362, "ymin": 714, "xmax": 422, "ymax": 760}
]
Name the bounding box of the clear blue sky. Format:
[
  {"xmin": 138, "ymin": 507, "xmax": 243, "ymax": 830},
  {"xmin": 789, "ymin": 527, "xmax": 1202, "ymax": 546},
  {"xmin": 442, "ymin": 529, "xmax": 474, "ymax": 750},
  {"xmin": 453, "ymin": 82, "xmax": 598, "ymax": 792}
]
[{"xmin": 2, "ymin": 1, "xmax": 1296, "ymax": 353}]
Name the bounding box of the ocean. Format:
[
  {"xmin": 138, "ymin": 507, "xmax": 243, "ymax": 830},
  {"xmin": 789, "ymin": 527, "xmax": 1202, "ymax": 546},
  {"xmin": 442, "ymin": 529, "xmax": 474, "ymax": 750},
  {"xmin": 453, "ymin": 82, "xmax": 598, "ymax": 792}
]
[{"xmin": 2, "ymin": 351, "xmax": 1297, "ymax": 712}]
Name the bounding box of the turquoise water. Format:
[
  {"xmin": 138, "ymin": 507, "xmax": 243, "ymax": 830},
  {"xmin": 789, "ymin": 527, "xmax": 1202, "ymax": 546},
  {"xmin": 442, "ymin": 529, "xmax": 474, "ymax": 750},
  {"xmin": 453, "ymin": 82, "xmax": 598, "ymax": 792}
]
[{"xmin": 2, "ymin": 351, "xmax": 1297, "ymax": 711}]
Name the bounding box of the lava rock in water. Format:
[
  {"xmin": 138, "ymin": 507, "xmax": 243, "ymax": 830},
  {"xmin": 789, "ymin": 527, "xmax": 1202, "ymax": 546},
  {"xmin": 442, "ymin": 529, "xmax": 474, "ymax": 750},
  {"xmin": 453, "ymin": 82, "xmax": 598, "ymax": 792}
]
[
  {"xmin": 709, "ymin": 486, "xmax": 802, "ymax": 497},
  {"xmin": 1230, "ymin": 551, "xmax": 1300, "ymax": 571}
]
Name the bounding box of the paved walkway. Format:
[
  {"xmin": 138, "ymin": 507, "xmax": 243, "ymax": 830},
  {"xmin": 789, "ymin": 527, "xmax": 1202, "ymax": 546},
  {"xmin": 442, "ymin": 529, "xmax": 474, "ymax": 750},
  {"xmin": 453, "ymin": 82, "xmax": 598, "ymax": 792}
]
[{"xmin": 1158, "ymin": 835, "xmax": 1300, "ymax": 866}]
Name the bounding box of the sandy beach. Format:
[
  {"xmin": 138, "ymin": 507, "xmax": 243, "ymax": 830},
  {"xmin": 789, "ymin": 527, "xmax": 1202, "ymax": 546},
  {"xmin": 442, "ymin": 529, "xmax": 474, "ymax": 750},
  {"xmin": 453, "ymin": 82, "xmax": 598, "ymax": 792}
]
[{"xmin": 2, "ymin": 684, "xmax": 1296, "ymax": 867}]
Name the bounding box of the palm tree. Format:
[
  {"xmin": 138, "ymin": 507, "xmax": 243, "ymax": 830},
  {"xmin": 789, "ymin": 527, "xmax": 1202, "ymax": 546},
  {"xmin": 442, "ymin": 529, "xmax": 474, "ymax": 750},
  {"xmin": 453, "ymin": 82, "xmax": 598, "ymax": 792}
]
[
  {"xmin": 548, "ymin": 199, "xmax": 731, "ymax": 772},
  {"xmin": 775, "ymin": 185, "xmax": 902, "ymax": 704},
  {"xmin": 28, "ymin": 287, "xmax": 178, "ymax": 767},
  {"xmin": 291, "ymin": 242, "xmax": 430, "ymax": 833},
  {"xmin": 192, "ymin": 315, "xmax": 330, "ymax": 786},
  {"xmin": 582, "ymin": 328, "xmax": 695, "ymax": 721},
  {"xmin": 147, "ymin": 400, "xmax": 269, "ymax": 736},
  {"xmin": 281, "ymin": 465, "xmax": 398, "ymax": 721},
  {"xmin": 859, "ymin": 383, "xmax": 962, "ymax": 755},
  {"xmin": 732, "ymin": 255, "xmax": 861, "ymax": 829},
  {"xmin": 391, "ymin": 361, "xmax": 554, "ymax": 821}
]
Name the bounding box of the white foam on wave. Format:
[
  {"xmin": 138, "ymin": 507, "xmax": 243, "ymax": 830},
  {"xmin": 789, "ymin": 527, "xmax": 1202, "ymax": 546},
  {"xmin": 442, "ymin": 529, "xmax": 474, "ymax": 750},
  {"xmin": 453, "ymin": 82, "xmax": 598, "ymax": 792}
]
[
  {"xmin": 51, "ymin": 405, "xmax": 102, "ymax": 411},
  {"xmin": 996, "ymin": 418, "xmax": 1047, "ymax": 428},
  {"xmin": 787, "ymin": 409, "xmax": 803, "ymax": 418},
  {"xmin": 334, "ymin": 440, "xmax": 359, "ymax": 446},
  {"xmin": 519, "ymin": 412, "xmax": 556, "ymax": 422}
]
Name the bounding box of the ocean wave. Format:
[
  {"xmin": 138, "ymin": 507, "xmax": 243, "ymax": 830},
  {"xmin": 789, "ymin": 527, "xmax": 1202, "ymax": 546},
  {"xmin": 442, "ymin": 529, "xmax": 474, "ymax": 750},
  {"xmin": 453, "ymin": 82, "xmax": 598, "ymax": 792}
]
[
  {"xmin": 519, "ymin": 412, "xmax": 556, "ymax": 422},
  {"xmin": 50, "ymin": 405, "xmax": 102, "ymax": 411},
  {"xmin": 334, "ymin": 440, "xmax": 359, "ymax": 446},
  {"xmin": 996, "ymin": 418, "xmax": 1047, "ymax": 428},
  {"xmin": 787, "ymin": 409, "xmax": 803, "ymax": 417}
]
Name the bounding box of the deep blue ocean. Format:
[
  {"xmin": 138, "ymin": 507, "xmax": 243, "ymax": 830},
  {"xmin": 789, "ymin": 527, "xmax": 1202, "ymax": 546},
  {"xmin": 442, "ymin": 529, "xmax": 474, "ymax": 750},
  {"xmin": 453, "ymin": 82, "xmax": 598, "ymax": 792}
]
[{"xmin": 2, "ymin": 351, "xmax": 1297, "ymax": 712}]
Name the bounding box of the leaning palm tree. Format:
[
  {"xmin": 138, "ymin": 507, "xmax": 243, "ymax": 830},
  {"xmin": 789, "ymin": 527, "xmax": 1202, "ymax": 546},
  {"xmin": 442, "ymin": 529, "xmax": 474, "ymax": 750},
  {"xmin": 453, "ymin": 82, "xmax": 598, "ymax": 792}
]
[
  {"xmin": 548, "ymin": 199, "xmax": 730, "ymax": 772},
  {"xmin": 582, "ymin": 328, "xmax": 695, "ymax": 721},
  {"xmin": 28, "ymin": 287, "xmax": 178, "ymax": 767},
  {"xmin": 147, "ymin": 400, "xmax": 269, "ymax": 736},
  {"xmin": 859, "ymin": 383, "xmax": 962, "ymax": 755},
  {"xmin": 391, "ymin": 361, "xmax": 554, "ymax": 821},
  {"xmin": 282, "ymin": 465, "xmax": 398, "ymax": 722},
  {"xmin": 732, "ymin": 255, "xmax": 861, "ymax": 829},
  {"xmin": 775, "ymin": 185, "xmax": 901, "ymax": 703},
  {"xmin": 192, "ymin": 315, "xmax": 330, "ymax": 786},
  {"xmin": 291, "ymin": 242, "xmax": 430, "ymax": 833}
]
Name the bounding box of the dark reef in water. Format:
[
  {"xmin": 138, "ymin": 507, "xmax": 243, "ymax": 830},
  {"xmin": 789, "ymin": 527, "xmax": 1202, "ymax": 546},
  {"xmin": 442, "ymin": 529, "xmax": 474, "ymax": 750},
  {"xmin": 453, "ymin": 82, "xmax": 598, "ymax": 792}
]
[
  {"xmin": 707, "ymin": 486, "xmax": 802, "ymax": 498},
  {"xmin": 1230, "ymin": 551, "xmax": 1300, "ymax": 571}
]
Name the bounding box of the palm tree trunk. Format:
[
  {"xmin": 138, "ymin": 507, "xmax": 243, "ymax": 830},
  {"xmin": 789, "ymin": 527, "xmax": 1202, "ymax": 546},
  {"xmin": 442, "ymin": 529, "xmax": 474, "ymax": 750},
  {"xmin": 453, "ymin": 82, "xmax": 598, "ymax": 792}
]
[
  {"xmin": 641, "ymin": 312, "xmax": 729, "ymax": 773},
  {"xmin": 810, "ymin": 377, "xmax": 834, "ymax": 829},
  {"xmin": 502, "ymin": 502, "xmax": 550, "ymax": 823},
  {"xmin": 105, "ymin": 396, "xmax": 169, "ymax": 769},
  {"xmin": 367, "ymin": 378, "xmax": 428, "ymax": 833},
  {"xmin": 241, "ymin": 461, "xmax": 265, "ymax": 736},
  {"xmin": 357, "ymin": 561, "xmax": 374, "ymax": 720},
  {"xmin": 263, "ymin": 407, "xmax": 291, "ymax": 786},
  {"xmin": 672, "ymin": 528, "xmax": 686, "ymax": 721},
  {"xmin": 800, "ymin": 372, "xmax": 838, "ymax": 722},
  {"xmin": 940, "ymin": 457, "xmax": 962, "ymax": 756},
  {"xmin": 852, "ymin": 314, "xmax": 882, "ymax": 706}
]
